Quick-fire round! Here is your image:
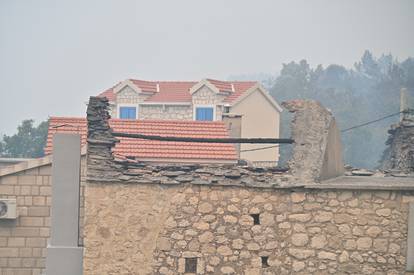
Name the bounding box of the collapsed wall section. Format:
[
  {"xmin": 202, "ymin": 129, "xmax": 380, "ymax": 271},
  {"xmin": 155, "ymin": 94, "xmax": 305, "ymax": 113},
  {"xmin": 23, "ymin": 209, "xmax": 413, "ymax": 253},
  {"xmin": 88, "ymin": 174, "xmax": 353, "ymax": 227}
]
[{"xmin": 86, "ymin": 97, "xmax": 344, "ymax": 184}]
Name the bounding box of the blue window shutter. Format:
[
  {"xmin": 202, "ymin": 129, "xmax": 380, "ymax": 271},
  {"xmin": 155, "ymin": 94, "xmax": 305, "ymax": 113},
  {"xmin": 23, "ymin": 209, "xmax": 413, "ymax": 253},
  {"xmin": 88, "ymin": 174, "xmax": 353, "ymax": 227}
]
[
  {"xmin": 129, "ymin": 107, "xmax": 136, "ymax": 119},
  {"xmin": 205, "ymin": 108, "xmax": 213, "ymax": 121},
  {"xmin": 120, "ymin": 107, "xmax": 136, "ymax": 119},
  {"xmin": 196, "ymin": 107, "xmax": 214, "ymax": 121},
  {"xmin": 196, "ymin": 108, "xmax": 203, "ymax": 120}
]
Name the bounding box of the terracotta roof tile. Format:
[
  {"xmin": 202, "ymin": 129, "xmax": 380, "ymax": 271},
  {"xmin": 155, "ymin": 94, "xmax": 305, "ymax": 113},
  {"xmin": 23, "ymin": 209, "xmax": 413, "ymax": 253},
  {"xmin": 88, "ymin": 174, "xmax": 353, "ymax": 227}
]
[
  {"xmin": 45, "ymin": 117, "xmax": 237, "ymax": 162},
  {"xmin": 97, "ymin": 79, "xmax": 257, "ymax": 104}
]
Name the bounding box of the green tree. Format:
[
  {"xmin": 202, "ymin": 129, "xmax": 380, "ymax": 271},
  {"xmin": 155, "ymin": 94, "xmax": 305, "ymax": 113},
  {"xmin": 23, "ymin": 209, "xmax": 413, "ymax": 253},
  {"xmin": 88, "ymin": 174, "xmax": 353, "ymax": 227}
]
[{"xmin": 0, "ymin": 119, "xmax": 49, "ymax": 158}]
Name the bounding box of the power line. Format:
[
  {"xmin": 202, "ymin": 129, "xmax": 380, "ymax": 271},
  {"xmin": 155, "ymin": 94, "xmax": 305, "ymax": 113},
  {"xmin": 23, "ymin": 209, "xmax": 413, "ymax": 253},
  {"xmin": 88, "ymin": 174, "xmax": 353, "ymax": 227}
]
[
  {"xmin": 241, "ymin": 109, "xmax": 413, "ymax": 153},
  {"xmin": 240, "ymin": 144, "xmax": 280, "ymax": 153},
  {"xmin": 340, "ymin": 110, "xmax": 408, "ymax": 133}
]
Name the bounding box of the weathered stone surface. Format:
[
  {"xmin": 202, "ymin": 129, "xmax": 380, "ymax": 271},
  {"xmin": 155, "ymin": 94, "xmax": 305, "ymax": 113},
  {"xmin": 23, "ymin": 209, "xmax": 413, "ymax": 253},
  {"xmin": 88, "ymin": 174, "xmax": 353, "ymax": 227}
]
[
  {"xmin": 356, "ymin": 237, "xmax": 372, "ymax": 250},
  {"xmin": 366, "ymin": 226, "xmax": 381, "ymax": 237},
  {"xmin": 291, "ymin": 192, "xmax": 306, "ymax": 203},
  {"xmin": 198, "ymin": 202, "xmax": 213, "ymax": 213},
  {"xmin": 283, "ymin": 99, "xmax": 344, "ymax": 182},
  {"xmin": 288, "ymin": 248, "xmax": 315, "ymax": 259},
  {"xmin": 198, "ymin": 232, "xmax": 214, "ymax": 243},
  {"xmin": 318, "ymin": 251, "xmax": 337, "ymax": 260},
  {"xmin": 221, "ymin": 266, "xmax": 236, "ymax": 274},
  {"xmin": 83, "ymin": 183, "xmax": 413, "ymax": 275},
  {"xmin": 376, "ymin": 208, "xmax": 391, "ymax": 217},
  {"xmin": 338, "ymin": 251, "xmax": 349, "ymax": 263},
  {"xmin": 288, "ymin": 213, "xmax": 311, "ymax": 222},
  {"xmin": 381, "ymin": 106, "xmax": 414, "ymax": 172},
  {"xmin": 217, "ymin": 245, "xmax": 232, "ymax": 256},
  {"xmin": 310, "ymin": 235, "xmax": 327, "ymax": 249},
  {"xmin": 291, "ymin": 233, "xmax": 309, "ymax": 246},
  {"xmin": 314, "ymin": 211, "xmax": 333, "ymax": 222},
  {"xmin": 292, "ymin": 260, "xmax": 305, "ymax": 272}
]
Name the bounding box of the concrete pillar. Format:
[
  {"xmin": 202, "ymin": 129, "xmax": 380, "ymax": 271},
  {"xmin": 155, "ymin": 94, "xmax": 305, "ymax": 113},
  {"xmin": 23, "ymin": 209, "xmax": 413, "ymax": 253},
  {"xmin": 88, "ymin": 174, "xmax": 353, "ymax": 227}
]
[
  {"xmin": 407, "ymin": 202, "xmax": 414, "ymax": 272},
  {"xmin": 45, "ymin": 134, "xmax": 83, "ymax": 275}
]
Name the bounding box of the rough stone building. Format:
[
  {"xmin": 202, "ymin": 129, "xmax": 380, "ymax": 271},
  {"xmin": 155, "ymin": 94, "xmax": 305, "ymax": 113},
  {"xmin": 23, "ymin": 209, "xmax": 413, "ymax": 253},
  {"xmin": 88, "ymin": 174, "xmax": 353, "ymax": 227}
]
[
  {"xmin": 381, "ymin": 88, "xmax": 414, "ymax": 173},
  {"xmin": 82, "ymin": 97, "xmax": 414, "ymax": 275},
  {"xmin": 1, "ymin": 96, "xmax": 413, "ymax": 275},
  {"xmin": 98, "ymin": 78, "xmax": 283, "ymax": 165}
]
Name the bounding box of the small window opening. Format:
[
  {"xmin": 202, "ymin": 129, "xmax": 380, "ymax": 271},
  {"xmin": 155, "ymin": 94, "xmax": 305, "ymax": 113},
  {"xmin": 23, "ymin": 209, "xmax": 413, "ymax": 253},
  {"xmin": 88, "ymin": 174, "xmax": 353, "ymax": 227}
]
[
  {"xmin": 185, "ymin": 257, "xmax": 197, "ymax": 273},
  {"xmin": 251, "ymin": 214, "xmax": 260, "ymax": 225},
  {"xmin": 261, "ymin": 256, "xmax": 270, "ymax": 268}
]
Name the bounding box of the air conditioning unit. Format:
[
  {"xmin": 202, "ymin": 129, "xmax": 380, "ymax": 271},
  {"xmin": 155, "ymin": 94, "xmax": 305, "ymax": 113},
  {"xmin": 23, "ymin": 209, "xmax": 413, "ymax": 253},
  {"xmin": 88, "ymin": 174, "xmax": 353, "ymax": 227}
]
[{"xmin": 0, "ymin": 199, "xmax": 17, "ymax": 219}]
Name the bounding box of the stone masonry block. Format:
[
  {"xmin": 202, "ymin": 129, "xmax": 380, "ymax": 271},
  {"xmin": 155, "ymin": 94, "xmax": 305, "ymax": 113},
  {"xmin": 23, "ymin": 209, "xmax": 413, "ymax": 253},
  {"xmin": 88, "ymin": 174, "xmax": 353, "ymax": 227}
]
[
  {"xmin": 0, "ymin": 175, "xmax": 18, "ymax": 185},
  {"xmin": 27, "ymin": 207, "xmax": 50, "ymax": 217},
  {"xmin": 19, "ymin": 217, "xmax": 43, "ymax": 227},
  {"xmin": 0, "ymin": 247, "xmax": 19, "ymax": 257},
  {"xmin": 18, "ymin": 176, "xmax": 37, "ymax": 185},
  {"xmin": 0, "ymin": 185, "xmax": 15, "ymax": 195},
  {"xmin": 26, "ymin": 237, "xmax": 46, "ymax": 248},
  {"xmin": 39, "ymin": 186, "xmax": 51, "ymax": 196},
  {"xmin": 12, "ymin": 227, "xmax": 40, "ymax": 237},
  {"xmin": 8, "ymin": 237, "xmax": 26, "ymax": 247},
  {"xmin": 32, "ymin": 196, "xmax": 45, "ymax": 206}
]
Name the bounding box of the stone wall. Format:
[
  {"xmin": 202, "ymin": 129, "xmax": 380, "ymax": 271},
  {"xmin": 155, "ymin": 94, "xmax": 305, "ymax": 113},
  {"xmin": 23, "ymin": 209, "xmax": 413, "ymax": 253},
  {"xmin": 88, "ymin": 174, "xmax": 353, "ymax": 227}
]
[
  {"xmin": 381, "ymin": 115, "xmax": 414, "ymax": 173},
  {"xmin": 0, "ymin": 158, "xmax": 86, "ymax": 275},
  {"xmin": 83, "ymin": 182, "xmax": 414, "ymax": 275},
  {"xmin": 139, "ymin": 105, "xmax": 193, "ymax": 120}
]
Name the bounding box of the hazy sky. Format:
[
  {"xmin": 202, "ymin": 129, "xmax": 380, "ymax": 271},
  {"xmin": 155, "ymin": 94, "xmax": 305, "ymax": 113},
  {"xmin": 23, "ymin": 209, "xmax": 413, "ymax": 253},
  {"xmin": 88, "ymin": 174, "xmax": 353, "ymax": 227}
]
[{"xmin": 1, "ymin": 0, "xmax": 413, "ymax": 135}]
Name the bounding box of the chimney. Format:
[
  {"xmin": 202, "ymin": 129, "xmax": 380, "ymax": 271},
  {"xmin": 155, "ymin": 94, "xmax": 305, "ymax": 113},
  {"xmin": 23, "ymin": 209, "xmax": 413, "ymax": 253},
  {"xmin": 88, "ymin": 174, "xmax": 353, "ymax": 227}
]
[{"xmin": 222, "ymin": 113, "xmax": 242, "ymax": 159}]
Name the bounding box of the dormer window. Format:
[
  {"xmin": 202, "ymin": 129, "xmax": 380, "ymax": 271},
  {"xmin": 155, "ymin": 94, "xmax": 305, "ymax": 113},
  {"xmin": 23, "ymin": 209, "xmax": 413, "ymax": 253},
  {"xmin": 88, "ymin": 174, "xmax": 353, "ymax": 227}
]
[
  {"xmin": 119, "ymin": 106, "xmax": 137, "ymax": 119},
  {"xmin": 194, "ymin": 105, "xmax": 214, "ymax": 121}
]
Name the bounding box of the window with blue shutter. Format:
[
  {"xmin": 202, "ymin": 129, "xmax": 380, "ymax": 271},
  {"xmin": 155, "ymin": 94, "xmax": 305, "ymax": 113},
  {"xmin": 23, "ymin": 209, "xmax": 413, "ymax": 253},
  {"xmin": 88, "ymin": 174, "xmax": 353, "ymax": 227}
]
[
  {"xmin": 119, "ymin": 107, "xmax": 137, "ymax": 119},
  {"xmin": 195, "ymin": 107, "xmax": 214, "ymax": 121}
]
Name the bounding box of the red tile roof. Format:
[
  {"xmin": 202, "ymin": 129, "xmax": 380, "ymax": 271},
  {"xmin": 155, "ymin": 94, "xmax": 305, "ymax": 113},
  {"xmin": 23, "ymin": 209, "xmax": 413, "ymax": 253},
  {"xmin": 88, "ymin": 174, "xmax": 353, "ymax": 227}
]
[
  {"xmin": 97, "ymin": 79, "xmax": 256, "ymax": 104},
  {"xmin": 45, "ymin": 117, "xmax": 238, "ymax": 163},
  {"xmin": 146, "ymin": 81, "xmax": 197, "ymax": 102}
]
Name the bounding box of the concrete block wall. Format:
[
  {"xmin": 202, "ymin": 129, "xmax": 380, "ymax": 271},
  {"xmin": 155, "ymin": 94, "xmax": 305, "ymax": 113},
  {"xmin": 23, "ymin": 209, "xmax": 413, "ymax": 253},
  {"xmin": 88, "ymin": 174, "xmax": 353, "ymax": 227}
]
[
  {"xmin": 0, "ymin": 166, "xmax": 51, "ymax": 275},
  {"xmin": 0, "ymin": 157, "xmax": 86, "ymax": 275}
]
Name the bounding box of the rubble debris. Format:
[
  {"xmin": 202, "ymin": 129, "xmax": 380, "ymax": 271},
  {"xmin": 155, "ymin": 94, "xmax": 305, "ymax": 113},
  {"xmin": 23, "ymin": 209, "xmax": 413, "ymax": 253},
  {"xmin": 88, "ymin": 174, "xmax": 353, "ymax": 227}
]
[{"xmin": 351, "ymin": 169, "xmax": 374, "ymax": 176}]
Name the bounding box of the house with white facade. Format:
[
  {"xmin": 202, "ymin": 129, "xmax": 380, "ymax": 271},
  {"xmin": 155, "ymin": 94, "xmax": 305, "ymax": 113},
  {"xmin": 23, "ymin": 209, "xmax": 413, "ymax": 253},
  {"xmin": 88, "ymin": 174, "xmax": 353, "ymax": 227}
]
[{"xmin": 98, "ymin": 78, "xmax": 282, "ymax": 165}]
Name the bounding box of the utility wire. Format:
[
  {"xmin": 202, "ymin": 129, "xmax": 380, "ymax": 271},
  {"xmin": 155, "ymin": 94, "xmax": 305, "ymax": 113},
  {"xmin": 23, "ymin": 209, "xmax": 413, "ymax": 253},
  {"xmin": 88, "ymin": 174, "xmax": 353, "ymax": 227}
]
[
  {"xmin": 241, "ymin": 109, "xmax": 413, "ymax": 153},
  {"xmin": 341, "ymin": 109, "xmax": 409, "ymax": 133},
  {"xmin": 240, "ymin": 144, "xmax": 280, "ymax": 153}
]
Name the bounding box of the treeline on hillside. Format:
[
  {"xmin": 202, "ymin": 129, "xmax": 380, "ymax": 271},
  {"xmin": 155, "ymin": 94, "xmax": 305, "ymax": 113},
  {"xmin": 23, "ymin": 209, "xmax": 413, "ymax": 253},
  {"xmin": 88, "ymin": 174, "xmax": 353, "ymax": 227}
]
[{"xmin": 269, "ymin": 50, "xmax": 414, "ymax": 168}]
